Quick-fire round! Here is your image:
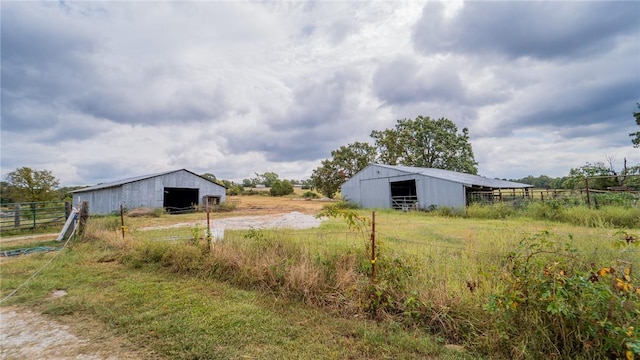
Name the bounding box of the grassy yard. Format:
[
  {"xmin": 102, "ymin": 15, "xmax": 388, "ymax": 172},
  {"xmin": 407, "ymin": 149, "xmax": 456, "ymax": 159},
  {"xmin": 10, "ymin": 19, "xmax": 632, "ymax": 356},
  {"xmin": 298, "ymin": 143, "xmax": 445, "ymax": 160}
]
[
  {"xmin": 1, "ymin": 198, "xmax": 638, "ymax": 359},
  {"xmin": 0, "ymin": 240, "xmax": 464, "ymax": 359}
]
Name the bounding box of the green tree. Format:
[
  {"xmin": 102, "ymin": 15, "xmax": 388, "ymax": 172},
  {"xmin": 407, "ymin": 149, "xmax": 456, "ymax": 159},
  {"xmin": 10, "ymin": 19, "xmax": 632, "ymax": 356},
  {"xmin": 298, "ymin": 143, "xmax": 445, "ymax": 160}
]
[
  {"xmin": 300, "ymin": 179, "xmax": 313, "ymax": 189},
  {"xmin": 0, "ymin": 181, "xmax": 16, "ymax": 203},
  {"xmin": 255, "ymin": 172, "xmax": 279, "ymax": 187},
  {"xmin": 5, "ymin": 167, "xmax": 60, "ymax": 202},
  {"xmin": 242, "ymin": 178, "xmax": 254, "ymax": 187},
  {"xmin": 512, "ymin": 175, "xmax": 554, "ymax": 189},
  {"xmin": 311, "ymin": 160, "xmax": 343, "ymax": 199},
  {"xmin": 631, "ymin": 103, "xmax": 640, "ymax": 148},
  {"xmin": 269, "ymin": 179, "xmax": 294, "ymax": 196},
  {"xmin": 330, "ymin": 142, "xmax": 377, "ymax": 178},
  {"xmin": 57, "ymin": 186, "xmax": 85, "ymax": 202},
  {"xmin": 549, "ymin": 176, "xmax": 570, "ymax": 189},
  {"xmin": 201, "ymin": 172, "xmax": 227, "ymax": 187},
  {"xmin": 370, "ymin": 116, "xmax": 478, "ymax": 174},
  {"xmin": 201, "ymin": 173, "xmax": 217, "ymax": 182},
  {"xmin": 225, "ymin": 182, "xmax": 244, "ymax": 196},
  {"xmin": 309, "ymin": 142, "xmax": 376, "ymax": 199},
  {"xmin": 565, "ymin": 158, "xmax": 640, "ymax": 190}
]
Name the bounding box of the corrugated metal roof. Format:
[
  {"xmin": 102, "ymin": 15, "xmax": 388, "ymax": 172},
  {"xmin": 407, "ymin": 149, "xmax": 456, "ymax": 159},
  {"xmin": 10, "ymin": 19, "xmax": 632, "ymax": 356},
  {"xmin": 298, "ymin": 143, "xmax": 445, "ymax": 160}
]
[
  {"xmin": 71, "ymin": 169, "xmax": 221, "ymax": 193},
  {"xmin": 374, "ymin": 164, "xmax": 533, "ymax": 189}
]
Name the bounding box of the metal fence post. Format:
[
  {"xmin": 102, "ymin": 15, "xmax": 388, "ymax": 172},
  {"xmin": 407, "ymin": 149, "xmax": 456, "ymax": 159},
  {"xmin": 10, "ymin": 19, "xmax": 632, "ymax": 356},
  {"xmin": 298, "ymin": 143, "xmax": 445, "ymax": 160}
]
[
  {"xmin": 31, "ymin": 203, "xmax": 36, "ymax": 230},
  {"xmin": 120, "ymin": 204, "xmax": 125, "ymax": 239},
  {"xmin": 370, "ymin": 211, "xmax": 376, "ymax": 283},
  {"xmin": 14, "ymin": 204, "xmax": 20, "ymax": 228}
]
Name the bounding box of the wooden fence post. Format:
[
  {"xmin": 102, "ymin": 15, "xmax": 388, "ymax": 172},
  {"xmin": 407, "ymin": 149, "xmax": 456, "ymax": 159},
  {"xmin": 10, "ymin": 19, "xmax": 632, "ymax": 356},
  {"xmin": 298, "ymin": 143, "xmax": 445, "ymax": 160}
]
[
  {"xmin": 585, "ymin": 178, "xmax": 591, "ymax": 208},
  {"xmin": 77, "ymin": 201, "xmax": 89, "ymax": 237}
]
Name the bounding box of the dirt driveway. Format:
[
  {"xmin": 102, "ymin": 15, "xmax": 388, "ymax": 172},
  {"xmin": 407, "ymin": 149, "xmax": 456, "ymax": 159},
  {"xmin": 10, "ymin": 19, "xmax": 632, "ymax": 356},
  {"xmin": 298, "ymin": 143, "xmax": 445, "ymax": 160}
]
[
  {"xmin": 0, "ymin": 306, "xmax": 149, "ymax": 360},
  {"xmin": 0, "ymin": 195, "xmax": 333, "ymax": 359}
]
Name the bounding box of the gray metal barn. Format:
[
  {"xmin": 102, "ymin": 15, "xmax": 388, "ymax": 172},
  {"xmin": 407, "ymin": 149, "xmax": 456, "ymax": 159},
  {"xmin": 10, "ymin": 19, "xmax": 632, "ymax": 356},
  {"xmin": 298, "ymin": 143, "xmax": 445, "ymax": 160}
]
[
  {"xmin": 341, "ymin": 164, "xmax": 532, "ymax": 209},
  {"xmin": 71, "ymin": 169, "xmax": 226, "ymax": 215}
]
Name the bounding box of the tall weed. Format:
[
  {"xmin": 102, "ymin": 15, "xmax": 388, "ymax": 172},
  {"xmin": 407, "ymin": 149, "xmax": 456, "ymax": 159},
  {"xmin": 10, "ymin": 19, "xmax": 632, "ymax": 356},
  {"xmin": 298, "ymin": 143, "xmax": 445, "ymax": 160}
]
[
  {"xmin": 483, "ymin": 232, "xmax": 640, "ymax": 359},
  {"xmin": 465, "ymin": 203, "xmax": 515, "ymax": 219},
  {"xmin": 466, "ymin": 201, "xmax": 640, "ymax": 229}
]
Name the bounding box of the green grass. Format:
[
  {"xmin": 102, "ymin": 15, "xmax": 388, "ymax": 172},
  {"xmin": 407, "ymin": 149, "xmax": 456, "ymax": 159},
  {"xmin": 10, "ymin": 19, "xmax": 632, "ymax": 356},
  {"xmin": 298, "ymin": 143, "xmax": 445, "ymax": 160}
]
[
  {"xmin": 0, "ymin": 239, "xmax": 61, "ymax": 252},
  {"xmin": 2, "ymin": 208, "xmax": 638, "ymax": 359},
  {"xmin": 0, "ymin": 229, "xmax": 471, "ymax": 359}
]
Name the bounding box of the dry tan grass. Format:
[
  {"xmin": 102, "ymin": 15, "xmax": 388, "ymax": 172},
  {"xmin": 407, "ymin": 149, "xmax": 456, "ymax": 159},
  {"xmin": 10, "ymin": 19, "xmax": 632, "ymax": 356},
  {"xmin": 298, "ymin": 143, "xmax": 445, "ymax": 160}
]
[{"xmin": 230, "ymin": 195, "xmax": 331, "ymax": 216}]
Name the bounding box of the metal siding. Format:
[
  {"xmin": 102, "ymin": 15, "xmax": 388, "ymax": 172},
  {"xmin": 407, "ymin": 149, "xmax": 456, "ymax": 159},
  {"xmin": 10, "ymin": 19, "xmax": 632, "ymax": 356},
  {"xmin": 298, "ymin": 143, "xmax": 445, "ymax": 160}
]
[
  {"xmin": 375, "ymin": 164, "xmax": 533, "ymax": 189},
  {"xmin": 360, "ymin": 178, "xmax": 391, "ymax": 208},
  {"xmin": 73, "ymin": 169, "xmax": 226, "ymax": 215},
  {"xmin": 340, "ymin": 184, "xmax": 360, "ymax": 204},
  {"xmin": 418, "ymin": 177, "xmax": 466, "ymax": 208},
  {"xmin": 123, "ymin": 180, "xmax": 160, "ymax": 209},
  {"xmin": 341, "ymin": 164, "xmax": 469, "ymax": 209},
  {"xmin": 72, "ymin": 187, "xmax": 123, "ymax": 215}
]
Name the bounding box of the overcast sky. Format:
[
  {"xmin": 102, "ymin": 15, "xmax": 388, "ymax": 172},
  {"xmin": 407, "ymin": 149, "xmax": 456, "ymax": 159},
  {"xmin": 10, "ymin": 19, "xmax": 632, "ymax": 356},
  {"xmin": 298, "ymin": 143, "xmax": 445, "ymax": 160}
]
[{"xmin": 1, "ymin": 1, "xmax": 639, "ymax": 186}]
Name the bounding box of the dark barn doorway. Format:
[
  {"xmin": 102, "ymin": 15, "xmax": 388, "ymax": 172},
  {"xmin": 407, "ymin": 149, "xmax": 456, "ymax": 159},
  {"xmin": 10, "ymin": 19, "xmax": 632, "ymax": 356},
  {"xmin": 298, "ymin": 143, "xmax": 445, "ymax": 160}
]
[
  {"xmin": 163, "ymin": 187, "xmax": 199, "ymax": 213},
  {"xmin": 390, "ymin": 180, "xmax": 417, "ymax": 210}
]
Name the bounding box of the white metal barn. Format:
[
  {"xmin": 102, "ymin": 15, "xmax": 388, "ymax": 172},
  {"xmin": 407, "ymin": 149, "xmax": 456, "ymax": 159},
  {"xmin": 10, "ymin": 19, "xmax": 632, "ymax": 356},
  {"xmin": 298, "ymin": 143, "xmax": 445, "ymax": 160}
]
[
  {"xmin": 341, "ymin": 164, "xmax": 533, "ymax": 210},
  {"xmin": 71, "ymin": 169, "xmax": 226, "ymax": 215}
]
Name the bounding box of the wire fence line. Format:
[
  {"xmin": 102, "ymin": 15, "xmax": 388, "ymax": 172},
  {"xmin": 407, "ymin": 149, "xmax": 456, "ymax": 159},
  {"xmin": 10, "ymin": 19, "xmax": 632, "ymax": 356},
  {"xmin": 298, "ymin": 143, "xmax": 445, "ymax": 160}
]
[{"xmin": 109, "ymin": 209, "xmax": 638, "ymax": 289}]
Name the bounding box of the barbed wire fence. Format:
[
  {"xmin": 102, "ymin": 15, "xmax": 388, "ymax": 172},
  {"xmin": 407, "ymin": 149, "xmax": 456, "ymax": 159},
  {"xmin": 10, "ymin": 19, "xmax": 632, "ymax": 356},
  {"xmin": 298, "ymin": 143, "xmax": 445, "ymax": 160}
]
[{"xmin": 118, "ymin": 208, "xmax": 638, "ymax": 289}]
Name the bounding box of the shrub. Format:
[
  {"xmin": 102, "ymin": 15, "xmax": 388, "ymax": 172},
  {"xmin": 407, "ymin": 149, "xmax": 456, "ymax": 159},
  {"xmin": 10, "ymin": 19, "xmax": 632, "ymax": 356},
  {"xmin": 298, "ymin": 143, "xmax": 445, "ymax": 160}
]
[
  {"xmin": 302, "ymin": 191, "xmax": 319, "ymax": 199},
  {"xmin": 213, "ymin": 201, "xmax": 237, "ymax": 212},
  {"xmin": 270, "ymin": 180, "xmax": 294, "ymax": 196},
  {"xmin": 483, "ymin": 232, "xmax": 640, "ymax": 359},
  {"xmin": 151, "ymin": 207, "xmax": 166, "ymax": 217},
  {"xmin": 522, "ymin": 200, "xmax": 566, "ymax": 221},
  {"xmin": 591, "ymin": 192, "xmax": 640, "ymax": 207},
  {"xmin": 243, "ymin": 189, "xmax": 270, "ymax": 196},
  {"xmin": 226, "ymin": 185, "xmax": 244, "ymax": 196}
]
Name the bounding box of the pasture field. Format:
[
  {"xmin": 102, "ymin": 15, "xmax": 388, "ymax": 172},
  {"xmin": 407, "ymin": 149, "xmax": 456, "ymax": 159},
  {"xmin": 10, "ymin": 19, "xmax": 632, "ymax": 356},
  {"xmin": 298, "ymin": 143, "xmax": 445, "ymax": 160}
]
[{"xmin": 1, "ymin": 195, "xmax": 638, "ymax": 359}]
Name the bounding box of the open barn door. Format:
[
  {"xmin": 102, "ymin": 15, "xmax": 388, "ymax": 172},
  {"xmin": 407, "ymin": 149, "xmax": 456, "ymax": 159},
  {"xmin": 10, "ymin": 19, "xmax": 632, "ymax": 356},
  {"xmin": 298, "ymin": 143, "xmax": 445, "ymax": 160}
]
[
  {"xmin": 163, "ymin": 187, "xmax": 199, "ymax": 213},
  {"xmin": 390, "ymin": 180, "xmax": 417, "ymax": 210}
]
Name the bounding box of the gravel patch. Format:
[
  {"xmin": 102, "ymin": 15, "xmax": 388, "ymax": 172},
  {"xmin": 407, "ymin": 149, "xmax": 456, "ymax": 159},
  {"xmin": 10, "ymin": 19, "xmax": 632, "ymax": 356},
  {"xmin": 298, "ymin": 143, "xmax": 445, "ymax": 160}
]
[
  {"xmin": 140, "ymin": 211, "xmax": 324, "ymax": 231},
  {"xmin": 0, "ymin": 307, "xmax": 118, "ymax": 360}
]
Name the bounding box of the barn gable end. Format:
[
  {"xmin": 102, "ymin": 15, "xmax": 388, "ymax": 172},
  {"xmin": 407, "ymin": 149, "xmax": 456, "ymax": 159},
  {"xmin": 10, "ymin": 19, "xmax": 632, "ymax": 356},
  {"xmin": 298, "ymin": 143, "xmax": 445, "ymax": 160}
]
[{"xmin": 71, "ymin": 169, "xmax": 226, "ymax": 215}]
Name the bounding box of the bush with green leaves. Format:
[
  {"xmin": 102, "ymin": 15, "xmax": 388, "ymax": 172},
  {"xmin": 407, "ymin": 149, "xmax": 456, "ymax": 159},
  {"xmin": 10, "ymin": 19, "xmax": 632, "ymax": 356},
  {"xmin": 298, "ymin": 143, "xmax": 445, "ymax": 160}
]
[
  {"xmin": 483, "ymin": 231, "xmax": 639, "ymax": 359},
  {"xmin": 226, "ymin": 184, "xmax": 244, "ymax": 196},
  {"xmin": 302, "ymin": 191, "xmax": 319, "ymax": 199},
  {"xmin": 591, "ymin": 192, "xmax": 640, "ymax": 208},
  {"xmin": 269, "ymin": 180, "xmax": 294, "ymax": 196}
]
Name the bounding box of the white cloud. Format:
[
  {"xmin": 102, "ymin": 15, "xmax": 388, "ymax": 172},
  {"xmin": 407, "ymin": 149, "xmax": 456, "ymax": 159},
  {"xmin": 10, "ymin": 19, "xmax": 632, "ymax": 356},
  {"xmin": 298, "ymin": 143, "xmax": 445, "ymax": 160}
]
[{"xmin": 1, "ymin": 1, "xmax": 638, "ymax": 186}]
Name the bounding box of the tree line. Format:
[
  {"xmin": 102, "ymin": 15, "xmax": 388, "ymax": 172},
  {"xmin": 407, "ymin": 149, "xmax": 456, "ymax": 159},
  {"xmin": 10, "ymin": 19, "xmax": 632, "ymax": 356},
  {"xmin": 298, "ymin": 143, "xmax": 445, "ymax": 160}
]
[{"xmin": 511, "ymin": 157, "xmax": 640, "ymax": 190}]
